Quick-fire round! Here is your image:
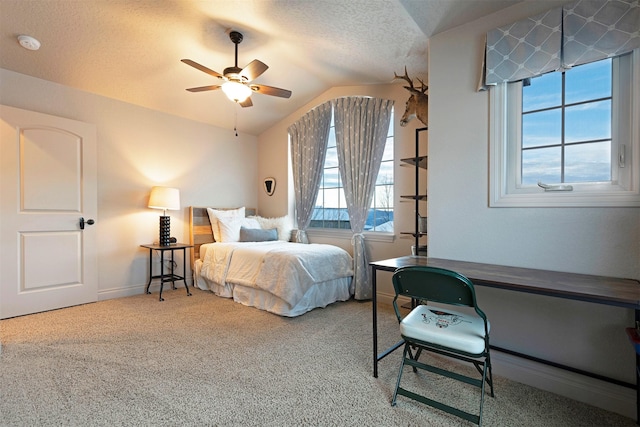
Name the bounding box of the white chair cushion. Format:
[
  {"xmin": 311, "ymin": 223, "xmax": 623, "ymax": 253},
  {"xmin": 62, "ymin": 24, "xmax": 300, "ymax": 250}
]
[{"xmin": 400, "ymin": 305, "xmax": 489, "ymax": 355}]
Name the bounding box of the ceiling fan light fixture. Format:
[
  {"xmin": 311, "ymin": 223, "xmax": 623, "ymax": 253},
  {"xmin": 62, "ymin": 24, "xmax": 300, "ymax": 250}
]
[
  {"xmin": 182, "ymin": 30, "xmax": 290, "ymax": 106},
  {"xmin": 222, "ymin": 81, "xmax": 251, "ymax": 103}
]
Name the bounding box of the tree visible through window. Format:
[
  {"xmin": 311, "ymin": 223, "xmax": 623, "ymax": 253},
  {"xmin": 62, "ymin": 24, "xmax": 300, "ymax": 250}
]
[{"xmin": 310, "ymin": 110, "xmax": 394, "ymax": 231}]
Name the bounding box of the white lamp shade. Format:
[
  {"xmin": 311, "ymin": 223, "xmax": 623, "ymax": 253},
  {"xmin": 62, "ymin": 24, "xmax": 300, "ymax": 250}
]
[
  {"xmin": 222, "ymin": 81, "xmax": 252, "ymax": 102},
  {"xmin": 148, "ymin": 186, "xmax": 180, "ymax": 211}
]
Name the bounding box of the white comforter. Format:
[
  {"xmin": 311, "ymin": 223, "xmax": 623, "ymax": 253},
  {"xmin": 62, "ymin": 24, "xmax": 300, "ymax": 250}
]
[{"xmin": 199, "ymin": 241, "xmax": 353, "ymax": 307}]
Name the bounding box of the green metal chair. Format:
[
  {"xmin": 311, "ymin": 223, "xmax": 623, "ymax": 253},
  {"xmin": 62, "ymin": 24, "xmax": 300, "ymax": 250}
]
[{"xmin": 391, "ymin": 266, "xmax": 494, "ymax": 425}]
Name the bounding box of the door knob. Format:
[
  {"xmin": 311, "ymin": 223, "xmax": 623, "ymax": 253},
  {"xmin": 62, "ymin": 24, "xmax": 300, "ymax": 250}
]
[{"xmin": 79, "ymin": 217, "xmax": 95, "ymax": 230}]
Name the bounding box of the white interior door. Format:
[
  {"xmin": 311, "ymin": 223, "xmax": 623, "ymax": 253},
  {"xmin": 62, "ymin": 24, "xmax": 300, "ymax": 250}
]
[{"xmin": 0, "ymin": 105, "xmax": 98, "ymax": 319}]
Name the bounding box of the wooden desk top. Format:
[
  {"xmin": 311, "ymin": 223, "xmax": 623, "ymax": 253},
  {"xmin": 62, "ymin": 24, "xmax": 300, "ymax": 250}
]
[{"xmin": 370, "ymin": 256, "xmax": 640, "ymax": 310}]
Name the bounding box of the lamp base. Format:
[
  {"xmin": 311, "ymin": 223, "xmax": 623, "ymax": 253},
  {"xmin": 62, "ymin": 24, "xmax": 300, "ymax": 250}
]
[{"xmin": 159, "ymin": 216, "xmax": 171, "ymax": 246}]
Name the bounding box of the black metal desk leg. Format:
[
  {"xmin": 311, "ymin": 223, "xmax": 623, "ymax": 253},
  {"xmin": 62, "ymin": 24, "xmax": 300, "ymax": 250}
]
[
  {"xmin": 371, "ymin": 264, "xmax": 408, "ymax": 379},
  {"xmin": 372, "ymin": 265, "xmax": 378, "ymax": 378},
  {"xmin": 636, "ymin": 309, "xmax": 639, "ymax": 425}
]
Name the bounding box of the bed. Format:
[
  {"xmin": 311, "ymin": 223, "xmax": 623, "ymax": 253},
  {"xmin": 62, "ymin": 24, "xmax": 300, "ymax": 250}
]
[{"xmin": 189, "ymin": 206, "xmax": 354, "ymax": 317}]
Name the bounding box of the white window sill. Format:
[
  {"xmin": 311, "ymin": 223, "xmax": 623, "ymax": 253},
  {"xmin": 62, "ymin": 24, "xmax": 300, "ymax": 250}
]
[
  {"xmin": 306, "ymin": 228, "xmax": 395, "ymax": 243},
  {"xmin": 490, "ymin": 179, "xmax": 640, "ymax": 207},
  {"xmin": 490, "ymin": 190, "xmax": 640, "ymax": 208}
]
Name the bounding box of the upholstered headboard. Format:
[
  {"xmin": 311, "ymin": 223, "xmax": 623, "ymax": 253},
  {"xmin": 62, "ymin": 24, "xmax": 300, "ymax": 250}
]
[{"xmin": 189, "ymin": 206, "xmax": 257, "ymax": 268}]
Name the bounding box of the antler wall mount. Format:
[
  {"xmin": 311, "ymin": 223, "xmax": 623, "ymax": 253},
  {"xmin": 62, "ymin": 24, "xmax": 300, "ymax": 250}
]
[{"xmin": 393, "ymin": 67, "xmax": 428, "ymax": 127}]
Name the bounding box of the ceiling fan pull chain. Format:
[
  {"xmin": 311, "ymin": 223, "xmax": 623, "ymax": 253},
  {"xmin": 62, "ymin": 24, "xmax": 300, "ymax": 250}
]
[{"xmin": 234, "ymin": 105, "xmax": 238, "ymax": 137}]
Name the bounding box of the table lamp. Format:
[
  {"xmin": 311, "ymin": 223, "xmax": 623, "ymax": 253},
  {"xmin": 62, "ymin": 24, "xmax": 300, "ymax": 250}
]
[{"xmin": 148, "ymin": 186, "xmax": 180, "ymax": 246}]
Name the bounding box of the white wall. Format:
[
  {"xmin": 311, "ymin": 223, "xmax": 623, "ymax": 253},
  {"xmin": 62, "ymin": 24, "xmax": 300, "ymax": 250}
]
[
  {"xmin": 0, "ymin": 68, "xmax": 258, "ymax": 299},
  {"xmin": 428, "ymin": 2, "xmax": 639, "ymax": 418}
]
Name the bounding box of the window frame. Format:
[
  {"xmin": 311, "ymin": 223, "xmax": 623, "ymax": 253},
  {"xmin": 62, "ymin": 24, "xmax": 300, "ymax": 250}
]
[
  {"xmin": 489, "ymin": 51, "xmax": 640, "ymax": 207},
  {"xmin": 308, "ymin": 106, "xmax": 395, "ymax": 238}
]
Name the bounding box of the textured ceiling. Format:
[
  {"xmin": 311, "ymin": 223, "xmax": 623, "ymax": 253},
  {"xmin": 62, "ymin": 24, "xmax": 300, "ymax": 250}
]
[{"xmin": 0, "ymin": 0, "xmax": 522, "ymax": 135}]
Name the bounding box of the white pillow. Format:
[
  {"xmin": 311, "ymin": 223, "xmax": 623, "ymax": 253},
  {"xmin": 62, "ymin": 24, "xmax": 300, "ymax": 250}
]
[
  {"xmin": 249, "ymin": 215, "xmax": 292, "ymax": 241},
  {"xmin": 217, "ymin": 215, "xmax": 243, "ymax": 242},
  {"xmin": 207, "ymin": 207, "xmax": 245, "ymax": 242},
  {"xmin": 241, "ymin": 217, "xmax": 261, "ymax": 229},
  {"xmin": 219, "ymin": 214, "xmax": 263, "ymax": 243}
]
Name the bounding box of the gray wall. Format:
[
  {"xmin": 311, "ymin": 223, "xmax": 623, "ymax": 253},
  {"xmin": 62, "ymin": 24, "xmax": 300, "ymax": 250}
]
[{"xmin": 428, "ymin": 1, "xmax": 639, "ymax": 418}]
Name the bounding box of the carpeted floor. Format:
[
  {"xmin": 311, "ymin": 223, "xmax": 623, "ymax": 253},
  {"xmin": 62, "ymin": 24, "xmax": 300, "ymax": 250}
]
[{"xmin": 0, "ymin": 288, "xmax": 635, "ymax": 426}]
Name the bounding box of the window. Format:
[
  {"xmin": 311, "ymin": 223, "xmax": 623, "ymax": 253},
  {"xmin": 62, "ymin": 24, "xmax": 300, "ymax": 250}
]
[
  {"xmin": 490, "ymin": 51, "xmax": 639, "ymax": 207},
  {"xmin": 521, "ymin": 59, "xmax": 612, "ymax": 185},
  {"xmin": 310, "ymin": 110, "xmax": 394, "ymax": 231}
]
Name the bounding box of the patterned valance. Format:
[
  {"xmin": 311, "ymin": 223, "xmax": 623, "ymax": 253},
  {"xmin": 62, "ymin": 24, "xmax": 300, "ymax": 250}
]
[
  {"xmin": 563, "ymin": 0, "xmax": 640, "ymax": 68},
  {"xmin": 481, "ymin": 0, "xmax": 640, "ymax": 89},
  {"xmin": 484, "ymin": 8, "xmax": 562, "ymax": 86}
]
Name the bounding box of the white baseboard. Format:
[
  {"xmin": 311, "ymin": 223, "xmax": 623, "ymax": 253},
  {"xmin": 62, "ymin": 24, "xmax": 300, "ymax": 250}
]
[
  {"xmin": 376, "ymin": 291, "xmax": 637, "ymax": 421},
  {"xmin": 98, "ymin": 278, "xmax": 194, "ymax": 301},
  {"xmin": 492, "ymin": 349, "xmax": 635, "ymax": 420},
  {"xmin": 98, "ymin": 284, "xmax": 146, "ymax": 300}
]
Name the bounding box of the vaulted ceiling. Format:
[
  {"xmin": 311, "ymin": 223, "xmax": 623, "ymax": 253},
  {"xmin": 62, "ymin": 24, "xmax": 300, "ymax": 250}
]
[{"xmin": 0, "ymin": 0, "xmax": 523, "ymax": 135}]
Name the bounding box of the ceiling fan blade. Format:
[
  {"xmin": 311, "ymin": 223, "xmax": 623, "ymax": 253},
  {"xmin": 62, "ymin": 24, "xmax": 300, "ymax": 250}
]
[
  {"xmin": 186, "ymin": 85, "xmax": 222, "ymax": 92},
  {"xmin": 239, "ymin": 97, "xmax": 253, "ymax": 108},
  {"xmin": 250, "ymin": 84, "xmax": 292, "ymax": 98},
  {"xmin": 239, "ymin": 60, "xmax": 268, "ymax": 82},
  {"xmin": 181, "ymin": 59, "xmax": 223, "ymax": 78}
]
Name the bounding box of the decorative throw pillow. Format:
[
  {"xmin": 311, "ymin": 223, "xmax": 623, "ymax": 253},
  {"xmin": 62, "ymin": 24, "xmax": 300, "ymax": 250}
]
[
  {"xmin": 249, "ymin": 215, "xmax": 293, "ymax": 241},
  {"xmin": 220, "ymin": 215, "xmax": 263, "ymax": 243},
  {"xmin": 241, "ymin": 217, "xmax": 261, "ymax": 229},
  {"xmin": 206, "ymin": 207, "xmax": 245, "ymax": 242},
  {"xmin": 239, "ymin": 227, "xmax": 278, "ymax": 242}
]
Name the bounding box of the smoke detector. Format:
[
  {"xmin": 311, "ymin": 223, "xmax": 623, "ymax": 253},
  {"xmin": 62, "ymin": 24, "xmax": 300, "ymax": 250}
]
[{"xmin": 18, "ymin": 35, "xmax": 41, "ymax": 51}]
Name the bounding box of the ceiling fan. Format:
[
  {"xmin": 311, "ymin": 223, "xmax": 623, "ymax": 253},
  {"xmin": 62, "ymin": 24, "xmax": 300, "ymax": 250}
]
[{"xmin": 181, "ymin": 31, "xmax": 292, "ymax": 107}]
